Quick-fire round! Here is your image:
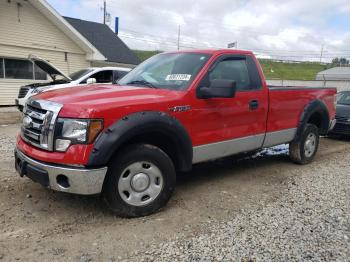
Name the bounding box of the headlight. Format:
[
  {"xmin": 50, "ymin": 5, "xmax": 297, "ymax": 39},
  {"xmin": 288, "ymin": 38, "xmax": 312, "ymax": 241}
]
[{"xmin": 55, "ymin": 118, "xmax": 103, "ymax": 152}]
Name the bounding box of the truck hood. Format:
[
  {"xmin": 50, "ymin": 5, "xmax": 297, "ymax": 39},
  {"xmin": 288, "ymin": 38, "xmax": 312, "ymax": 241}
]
[
  {"xmin": 29, "ymin": 54, "xmax": 71, "ymax": 81},
  {"xmin": 35, "ymin": 84, "xmax": 184, "ymax": 117}
]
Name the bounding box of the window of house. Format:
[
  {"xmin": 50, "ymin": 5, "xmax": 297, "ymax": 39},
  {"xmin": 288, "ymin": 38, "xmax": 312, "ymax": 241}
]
[
  {"xmin": 0, "ymin": 59, "xmax": 3, "ymax": 78},
  {"xmin": 4, "ymin": 58, "xmax": 33, "ymax": 79}
]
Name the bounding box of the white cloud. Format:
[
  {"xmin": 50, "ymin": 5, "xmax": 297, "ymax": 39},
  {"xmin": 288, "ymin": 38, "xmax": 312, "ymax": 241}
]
[{"xmin": 48, "ymin": 0, "xmax": 350, "ymax": 61}]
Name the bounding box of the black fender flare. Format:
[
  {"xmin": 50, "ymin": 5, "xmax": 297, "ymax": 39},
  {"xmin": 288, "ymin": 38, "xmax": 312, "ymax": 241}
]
[
  {"xmin": 294, "ymin": 99, "xmax": 330, "ymax": 140},
  {"xmin": 87, "ymin": 111, "xmax": 193, "ymax": 171}
]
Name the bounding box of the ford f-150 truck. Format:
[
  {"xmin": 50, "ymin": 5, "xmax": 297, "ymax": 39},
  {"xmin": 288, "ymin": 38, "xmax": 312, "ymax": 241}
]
[{"xmin": 14, "ymin": 49, "xmax": 337, "ymax": 217}]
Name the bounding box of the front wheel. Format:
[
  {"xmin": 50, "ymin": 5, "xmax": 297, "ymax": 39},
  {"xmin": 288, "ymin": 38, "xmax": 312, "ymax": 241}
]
[
  {"xmin": 103, "ymin": 144, "xmax": 176, "ymax": 217},
  {"xmin": 289, "ymin": 123, "xmax": 319, "ymax": 165}
]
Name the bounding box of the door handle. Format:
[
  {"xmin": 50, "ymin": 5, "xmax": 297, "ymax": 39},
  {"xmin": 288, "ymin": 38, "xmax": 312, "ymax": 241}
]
[{"xmin": 249, "ymin": 100, "xmax": 259, "ymax": 110}]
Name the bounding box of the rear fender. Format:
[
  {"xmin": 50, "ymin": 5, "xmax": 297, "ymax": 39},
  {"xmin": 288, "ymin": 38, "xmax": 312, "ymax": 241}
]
[{"xmin": 295, "ymin": 99, "xmax": 330, "ymax": 140}]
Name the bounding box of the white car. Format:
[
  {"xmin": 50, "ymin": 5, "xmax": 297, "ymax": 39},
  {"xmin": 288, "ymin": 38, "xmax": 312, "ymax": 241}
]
[{"xmin": 16, "ymin": 55, "xmax": 131, "ymax": 111}]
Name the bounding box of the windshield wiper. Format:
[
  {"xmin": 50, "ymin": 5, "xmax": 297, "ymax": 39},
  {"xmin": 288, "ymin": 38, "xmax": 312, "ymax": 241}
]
[{"xmin": 126, "ymin": 80, "xmax": 157, "ymax": 88}]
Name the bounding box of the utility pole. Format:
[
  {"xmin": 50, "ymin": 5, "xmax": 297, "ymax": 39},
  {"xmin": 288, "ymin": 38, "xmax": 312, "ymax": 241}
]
[
  {"xmin": 103, "ymin": 0, "xmax": 106, "ymax": 24},
  {"xmin": 320, "ymin": 44, "xmax": 324, "ymax": 63},
  {"xmin": 177, "ymin": 25, "xmax": 181, "ymax": 50}
]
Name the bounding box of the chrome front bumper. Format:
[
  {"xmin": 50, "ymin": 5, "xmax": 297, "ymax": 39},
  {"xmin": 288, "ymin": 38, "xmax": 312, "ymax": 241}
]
[{"xmin": 15, "ymin": 148, "xmax": 107, "ymax": 195}]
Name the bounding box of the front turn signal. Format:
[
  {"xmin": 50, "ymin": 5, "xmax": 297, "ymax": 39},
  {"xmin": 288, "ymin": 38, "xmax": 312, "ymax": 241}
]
[{"xmin": 88, "ymin": 120, "xmax": 103, "ymax": 144}]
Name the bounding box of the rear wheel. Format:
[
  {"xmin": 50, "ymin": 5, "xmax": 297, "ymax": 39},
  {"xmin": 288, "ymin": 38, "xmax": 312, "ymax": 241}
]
[
  {"xmin": 289, "ymin": 124, "xmax": 319, "ymax": 164},
  {"xmin": 103, "ymin": 144, "xmax": 176, "ymax": 217}
]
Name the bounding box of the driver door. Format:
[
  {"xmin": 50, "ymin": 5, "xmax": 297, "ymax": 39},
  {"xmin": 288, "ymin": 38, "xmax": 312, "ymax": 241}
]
[{"xmin": 191, "ymin": 55, "xmax": 268, "ymax": 163}]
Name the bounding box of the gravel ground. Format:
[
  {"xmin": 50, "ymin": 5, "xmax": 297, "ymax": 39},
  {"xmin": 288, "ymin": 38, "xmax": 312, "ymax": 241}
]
[
  {"xmin": 0, "ymin": 125, "xmax": 17, "ymax": 161},
  {"xmin": 0, "ymin": 124, "xmax": 349, "ymax": 261},
  {"xmin": 0, "ymin": 108, "xmax": 21, "ymax": 125},
  {"xmin": 130, "ymin": 145, "xmax": 350, "ymax": 261}
]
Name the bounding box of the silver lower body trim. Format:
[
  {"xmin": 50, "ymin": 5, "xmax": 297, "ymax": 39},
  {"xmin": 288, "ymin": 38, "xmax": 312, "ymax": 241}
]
[
  {"xmin": 15, "ymin": 148, "xmax": 107, "ymax": 195},
  {"xmin": 193, "ymin": 134, "xmax": 265, "ymax": 164},
  {"xmin": 262, "ymin": 128, "xmax": 297, "ymax": 148},
  {"xmin": 192, "ymin": 128, "xmax": 297, "ymax": 164}
]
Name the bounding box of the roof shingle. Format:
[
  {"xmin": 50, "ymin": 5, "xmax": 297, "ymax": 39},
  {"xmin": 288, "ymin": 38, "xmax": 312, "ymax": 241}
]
[{"xmin": 64, "ymin": 17, "xmax": 139, "ymax": 65}]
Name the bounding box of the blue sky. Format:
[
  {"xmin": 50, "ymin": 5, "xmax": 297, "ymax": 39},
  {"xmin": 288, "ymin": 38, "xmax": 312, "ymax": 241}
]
[
  {"xmin": 47, "ymin": 0, "xmax": 350, "ymax": 61},
  {"xmin": 328, "ymin": 14, "xmax": 350, "ymax": 31}
]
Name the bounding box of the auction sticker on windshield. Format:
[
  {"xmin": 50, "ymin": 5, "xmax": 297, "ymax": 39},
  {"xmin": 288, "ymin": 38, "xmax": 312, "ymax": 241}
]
[{"xmin": 166, "ymin": 74, "xmax": 191, "ymax": 81}]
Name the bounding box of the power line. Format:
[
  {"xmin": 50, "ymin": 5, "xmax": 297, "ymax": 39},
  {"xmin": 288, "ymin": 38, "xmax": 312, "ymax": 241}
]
[
  {"xmin": 118, "ymin": 33, "xmax": 222, "ymax": 49},
  {"xmin": 119, "ymin": 28, "xmax": 218, "ymax": 46},
  {"xmin": 120, "ymin": 33, "xmax": 350, "ymax": 58},
  {"xmin": 119, "ymin": 35, "xmax": 211, "ymax": 50},
  {"xmin": 119, "ymin": 28, "xmax": 350, "ymax": 57},
  {"xmin": 117, "ymin": 27, "xmax": 350, "ymax": 62}
]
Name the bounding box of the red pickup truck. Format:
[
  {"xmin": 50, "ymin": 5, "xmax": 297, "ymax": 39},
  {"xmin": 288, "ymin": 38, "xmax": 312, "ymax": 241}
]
[{"xmin": 15, "ymin": 49, "xmax": 337, "ymax": 217}]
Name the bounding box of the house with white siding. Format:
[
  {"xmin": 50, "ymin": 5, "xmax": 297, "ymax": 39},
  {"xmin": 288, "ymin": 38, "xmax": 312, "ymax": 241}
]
[{"xmin": 0, "ymin": 0, "xmax": 139, "ymax": 106}]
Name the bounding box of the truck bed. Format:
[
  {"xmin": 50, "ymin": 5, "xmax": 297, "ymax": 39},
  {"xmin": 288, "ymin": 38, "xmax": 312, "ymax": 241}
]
[{"xmin": 266, "ymin": 86, "xmax": 336, "ymax": 134}]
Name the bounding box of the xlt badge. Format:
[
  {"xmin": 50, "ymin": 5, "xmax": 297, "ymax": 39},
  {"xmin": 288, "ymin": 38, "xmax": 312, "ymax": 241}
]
[{"xmin": 168, "ymin": 105, "xmax": 191, "ymax": 112}]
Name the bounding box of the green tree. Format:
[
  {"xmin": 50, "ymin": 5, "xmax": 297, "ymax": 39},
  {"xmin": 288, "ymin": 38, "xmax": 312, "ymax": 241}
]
[{"xmin": 331, "ymin": 57, "xmax": 349, "ymax": 67}]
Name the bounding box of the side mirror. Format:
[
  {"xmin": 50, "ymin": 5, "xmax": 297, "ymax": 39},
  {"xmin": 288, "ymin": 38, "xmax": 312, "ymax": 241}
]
[
  {"xmin": 86, "ymin": 78, "xmax": 97, "ymax": 84},
  {"xmin": 198, "ymin": 79, "xmax": 236, "ymax": 99}
]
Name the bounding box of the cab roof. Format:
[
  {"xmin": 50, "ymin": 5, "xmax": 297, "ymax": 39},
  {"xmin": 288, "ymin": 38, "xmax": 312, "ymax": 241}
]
[{"xmin": 164, "ymin": 49, "xmax": 254, "ymax": 56}]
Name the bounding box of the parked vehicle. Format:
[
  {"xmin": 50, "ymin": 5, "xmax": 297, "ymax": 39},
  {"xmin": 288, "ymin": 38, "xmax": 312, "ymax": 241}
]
[
  {"xmin": 15, "ymin": 55, "xmax": 131, "ymax": 111},
  {"xmin": 329, "ymin": 91, "xmax": 350, "ymax": 135},
  {"xmin": 14, "ymin": 49, "xmax": 337, "ymax": 217}
]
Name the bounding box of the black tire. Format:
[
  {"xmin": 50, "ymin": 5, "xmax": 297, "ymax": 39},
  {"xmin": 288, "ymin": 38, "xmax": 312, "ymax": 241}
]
[
  {"xmin": 289, "ymin": 124, "xmax": 319, "ymax": 165},
  {"xmin": 103, "ymin": 144, "xmax": 176, "ymax": 218}
]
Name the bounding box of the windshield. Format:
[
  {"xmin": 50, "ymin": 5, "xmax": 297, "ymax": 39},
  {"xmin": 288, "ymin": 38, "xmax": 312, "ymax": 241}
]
[
  {"xmin": 69, "ymin": 69, "xmax": 94, "ymax": 81},
  {"xmin": 337, "ymin": 92, "xmax": 350, "ymax": 105},
  {"xmin": 118, "ymin": 53, "xmax": 211, "ymax": 90}
]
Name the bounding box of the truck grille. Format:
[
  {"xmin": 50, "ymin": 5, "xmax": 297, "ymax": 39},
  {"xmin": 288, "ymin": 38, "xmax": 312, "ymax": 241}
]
[
  {"xmin": 18, "ymin": 86, "xmax": 30, "ymax": 98},
  {"xmin": 20, "ymin": 99, "xmax": 62, "ymax": 151}
]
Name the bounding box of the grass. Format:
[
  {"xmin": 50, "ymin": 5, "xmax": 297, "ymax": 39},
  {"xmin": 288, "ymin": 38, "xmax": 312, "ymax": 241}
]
[
  {"xmin": 133, "ymin": 50, "xmax": 328, "ymax": 80},
  {"xmin": 133, "ymin": 50, "xmax": 162, "ymax": 63},
  {"xmin": 259, "ymin": 60, "xmax": 328, "ymax": 80}
]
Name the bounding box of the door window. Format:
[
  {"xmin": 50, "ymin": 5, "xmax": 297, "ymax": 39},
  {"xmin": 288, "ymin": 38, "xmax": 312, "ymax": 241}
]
[
  {"xmin": 85, "ymin": 70, "xmax": 113, "ymax": 83},
  {"xmin": 113, "ymin": 70, "xmax": 129, "ymax": 82},
  {"xmin": 70, "ymin": 69, "xmax": 94, "ymax": 81},
  {"xmin": 115, "ymin": 71, "xmax": 129, "ymax": 79},
  {"xmin": 206, "ymin": 58, "xmax": 251, "ymax": 91}
]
